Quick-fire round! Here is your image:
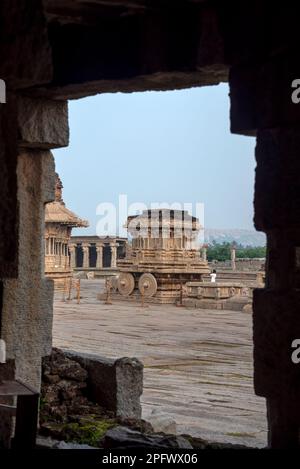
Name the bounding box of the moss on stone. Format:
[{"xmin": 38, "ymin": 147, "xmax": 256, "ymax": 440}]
[
  {"xmin": 39, "ymin": 396, "xmax": 46, "ymax": 411},
  {"xmin": 60, "ymin": 418, "xmax": 116, "ymax": 447}
]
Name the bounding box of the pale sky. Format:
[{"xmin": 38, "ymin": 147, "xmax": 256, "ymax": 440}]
[{"xmin": 53, "ymin": 83, "xmax": 256, "ymax": 236}]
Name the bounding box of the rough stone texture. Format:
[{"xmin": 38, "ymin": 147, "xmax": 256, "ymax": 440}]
[
  {"xmin": 0, "ymin": 150, "xmax": 55, "ymax": 447},
  {"xmin": 28, "ymin": 1, "xmax": 228, "ymax": 100},
  {"xmin": 253, "ymin": 289, "xmax": 300, "ymax": 399},
  {"xmin": 43, "ymin": 348, "xmax": 88, "ymax": 383},
  {"xmin": 147, "ymin": 410, "xmax": 177, "ymax": 435},
  {"xmin": 54, "ymin": 441, "xmax": 96, "ymax": 449},
  {"xmin": 252, "ymin": 124, "xmax": 300, "ymax": 447},
  {"xmin": 40, "ymin": 348, "xmax": 149, "ymax": 448},
  {"xmin": 17, "ymin": 96, "xmax": 69, "ymax": 149},
  {"xmin": 41, "ymin": 348, "xmax": 109, "ymax": 425},
  {"xmin": 64, "ymin": 350, "xmax": 143, "ymax": 420},
  {"xmin": 0, "ymin": 0, "xmax": 53, "ymax": 89},
  {"xmin": 229, "ymin": 57, "xmax": 300, "ymax": 135},
  {"xmin": 0, "ymin": 360, "xmax": 16, "ymax": 448},
  {"xmin": 115, "ymin": 357, "xmax": 143, "ymax": 420},
  {"xmin": 254, "ymin": 128, "xmax": 300, "ymax": 232},
  {"xmin": 102, "ymin": 426, "xmax": 193, "ymax": 449},
  {"xmin": 1, "ymin": 151, "xmax": 55, "ymax": 389},
  {"xmin": 253, "ymin": 284, "xmax": 300, "ymax": 447},
  {"xmin": 0, "ymin": 94, "xmax": 18, "ymax": 278},
  {"xmin": 36, "ymin": 435, "xmax": 96, "ymax": 449}
]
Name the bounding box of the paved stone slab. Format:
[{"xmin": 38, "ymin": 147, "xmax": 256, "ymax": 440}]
[{"xmin": 53, "ymin": 279, "xmax": 267, "ymax": 447}]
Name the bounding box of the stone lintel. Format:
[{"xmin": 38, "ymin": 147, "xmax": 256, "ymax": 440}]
[{"xmin": 17, "ymin": 96, "xmax": 69, "ymax": 150}]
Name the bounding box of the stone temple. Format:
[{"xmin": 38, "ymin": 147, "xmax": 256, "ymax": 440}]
[
  {"xmin": 45, "ymin": 174, "xmax": 88, "ymax": 288},
  {"xmin": 116, "ymin": 209, "xmax": 210, "ymax": 303}
]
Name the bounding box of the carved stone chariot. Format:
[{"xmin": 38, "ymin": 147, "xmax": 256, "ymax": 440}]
[{"xmin": 116, "ymin": 209, "xmax": 209, "ymax": 304}]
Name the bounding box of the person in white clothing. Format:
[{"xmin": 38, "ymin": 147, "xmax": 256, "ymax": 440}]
[{"xmin": 210, "ymin": 269, "xmax": 217, "ymax": 283}]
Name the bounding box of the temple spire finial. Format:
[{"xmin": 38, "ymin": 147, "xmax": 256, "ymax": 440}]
[{"xmin": 55, "ymin": 173, "xmax": 64, "ymax": 205}]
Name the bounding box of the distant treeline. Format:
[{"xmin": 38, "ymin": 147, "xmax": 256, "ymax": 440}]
[{"xmin": 206, "ymin": 242, "xmax": 266, "ymax": 262}]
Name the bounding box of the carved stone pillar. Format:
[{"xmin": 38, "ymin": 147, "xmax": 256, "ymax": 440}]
[
  {"xmin": 69, "ymin": 243, "xmax": 77, "ymax": 269},
  {"xmin": 96, "ymin": 243, "xmax": 103, "ymax": 269},
  {"xmin": 110, "ymin": 242, "xmax": 118, "ymax": 268},
  {"xmin": 230, "ymin": 244, "xmax": 236, "ymax": 271},
  {"xmin": 82, "ymin": 243, "xmax": 90, "ymax": 269}
]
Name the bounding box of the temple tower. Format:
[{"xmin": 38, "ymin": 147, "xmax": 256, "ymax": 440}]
[{"xmin": 44, "ymin": 174, "xmax": 88, "ymax": 289}]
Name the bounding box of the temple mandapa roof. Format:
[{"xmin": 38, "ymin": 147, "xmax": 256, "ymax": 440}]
[
  {"xmin": 45, "ymin": 173, "xmax": 89, "ymax": 228},
  {"xmin": 45, "ymin": 201, "xmax": 89, "ymax": 227}
]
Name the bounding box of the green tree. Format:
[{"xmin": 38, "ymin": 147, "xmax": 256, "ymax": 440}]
[
  {"xmin": 236, "ymin": 246, "xmax": 266, "ymax": 258},
  {"xmin": 206, "ymin": 242, "xmax": 266, "ymax": 262},
  {"xmin": 207, "ymin": 242, "xmax": 231, "ymax": 262}
]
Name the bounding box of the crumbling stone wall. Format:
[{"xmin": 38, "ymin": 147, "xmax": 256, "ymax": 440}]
[{"xmin": 40, "ymin": 349, "xmax": 144, "ymax": 445}]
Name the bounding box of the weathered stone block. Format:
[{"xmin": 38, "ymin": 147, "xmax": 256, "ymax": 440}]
[
  {"xmin": 230, "ymin": 54, "xmax": 300, "ymax": 135},
  {"xmin": 0, "ymin": 0, "xmax": 53, "ymax": 89},
  {"xmin": 103, "ymin": 426, "xmax": 193, "ymax": 449},
  {"xmin": 17, "ymin": 96, "xmax": 69, "ymax": 149},
  {"xmin": 115, "ymin": 357, "xmax": 143, "ymax": 420},
  {"xmin": 253, "ymin": 288, "xmax": 300, "ymax": 399},
  {"xmin": 254, "ymin": 127, "xmax": 300, "ymax": 231},
  {"xmin": 147, "ymin": 409, "xmax": 177, "ymax": 435},
  {"xmin": 63, "ymin": 350, "xmax": 143, "ymax": 420}
]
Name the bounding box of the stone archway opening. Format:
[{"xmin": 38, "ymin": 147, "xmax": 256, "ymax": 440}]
[
  {"xmin": 50, "ymin": 83, "xmax": 267, "ymax": 447},
  {"xmin": 1, "ymin": 1, "xmax": 297, "ymax": 450}
]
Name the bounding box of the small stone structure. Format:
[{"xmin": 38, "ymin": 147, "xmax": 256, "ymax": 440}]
[
  {"xmin": 115, "ymin": 209, "xmax": 210, "ymax": 304},
  {"xmin": 69, "ymin": 235, "xmax": 127, "ymax": 277},
  {"xmin": 40, "ymin": 348, "xmax": 144, "ymax": 446},
  {"xmin": 202, "ymin": 270, "xmax": 265, "ymax": 289},
  {"xmin": 41, "ymin": 348, "xmax": 143, "ymax": 423},
  {"xmin": 45, "ymin": 175, "xmax": 88, "ymax": 289},
  {"xmin": 183, "ymin": 281, "xmax": 252, "ymax": 311},
  {"xmin": 63, "ymin": 350, "xmax": 143, "ymax": 419},
  {"xmin": 210, "ymin": 257, "xmax": 265, "ymax": 272}
]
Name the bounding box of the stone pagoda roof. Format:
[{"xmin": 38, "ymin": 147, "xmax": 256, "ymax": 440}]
[
  {"xmin": 45, "ymin": 174, "xmax": 89, "ymax": 228},
  {"xmin": 126, "ymin": 209, "xmax": 200, "ymax": 237}
]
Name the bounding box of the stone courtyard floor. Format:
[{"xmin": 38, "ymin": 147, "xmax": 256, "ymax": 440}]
[{"xmin": 53, "ymin": 279, "xmax": 267, "ymax": 448}]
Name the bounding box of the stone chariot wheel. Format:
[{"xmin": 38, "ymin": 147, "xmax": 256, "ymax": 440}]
[
  {"xmin": 117, "ymin": 273, "xmax": 135, "ymax": 296},
  {"xmin": 138, "ymin": 273, "xmax": 158, "ymax": 298}
]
